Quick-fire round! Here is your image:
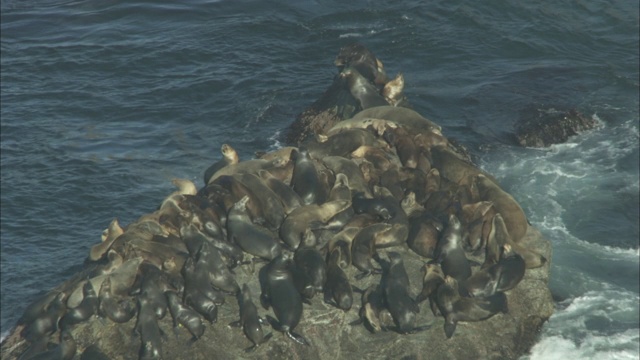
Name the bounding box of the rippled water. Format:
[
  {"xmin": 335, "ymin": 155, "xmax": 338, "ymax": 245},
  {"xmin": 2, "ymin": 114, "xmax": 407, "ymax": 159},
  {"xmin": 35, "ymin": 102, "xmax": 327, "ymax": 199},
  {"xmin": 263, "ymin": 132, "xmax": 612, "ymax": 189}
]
[{"xmin": 2, "ymin": 0, "xmax": 638, "ymax": 358}]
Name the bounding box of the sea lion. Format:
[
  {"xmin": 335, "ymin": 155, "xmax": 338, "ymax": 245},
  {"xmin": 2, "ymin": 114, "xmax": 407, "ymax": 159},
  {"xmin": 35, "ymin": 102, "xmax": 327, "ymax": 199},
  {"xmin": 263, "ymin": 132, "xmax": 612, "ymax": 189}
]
[
  {"xmin": 279, "ymin": 200, "xmax": 351, "ymax": 249},
  {"xmin": 226, "ymin": 196, "xmax": 282, "ymax": 261},
  {"xmin": 487, "ymin": 213, "xmax": 546, "ymax": 269},
  {"xmin": 353, "ymin": 285, "xmax": 393, "ymax": 333},
  {"xmin": 350, "ymin": 224, "xmax": 388, "ymax": 278},
  {"xmin": 322, "ymin": 156, "xmax": 372, "ymax": 197},
  {"xmin": 324, "ymin": 247, "xmax": 354, "ymax": 311},
  {"xmin": 351, "ymin": 106, "xmax": 442, "ymax": 133},
  {"xmin": 290, "ymin": 148, "xmax": 326, "ymax": 205},
  {"xmin": 22, "ymin": 330, "xmax": 76, "ymax": 360},
  {"xmin": 229, "ymin": 284, "xmax": 272, "ymax": 352},
  {"xmin": 135, "ymin": 264, "xmax": 170, "ymax": 320},
  {"xmin": 327, "ymin": 226, "xmax": 360, "ymax": 268},
  {"xmin": 182, "ymin": 256, "xmax": 220, "ymax": 323},
  {"xmin": 165, "ymin": 291, "xmax": 204, "ymax": 340},
  {"xmin": 340, "ymin": 66, "xmax": 389, "ymax": 110},
  {"xmin": 382, "ymin": 73, "xmax": 405, "ymax": 106},
  {"xmin": 383, "ymin": 125, "xmax": 419, "ymax": 168},
  {"xmin": 465, "ymin": 244, "xmax": 526, "ymax": 298},
  {"xmin": 434, "ymin": 214, "xmax": 472, "ymax": 294},
  {"xmin": 89, "ymin": 218, "xmax": 124, "ymax": 261},
  {"xmin": 379, "ymin": 252, "xmax": 426, "ymax": 334},
  {"xmin": 351, "ymin": 145, "xmax": 399, "ymax": 172},
  {"xmin": 294, "ymin": 229, "xmax": 327, "ymax": 297},
  {"xmin": 407, "ymin": 213, "xmax": 443, "ymax": 259},
  {"xmin": 204, "ymin": 143, "xmax": 240, "ymax": 185},
  {"xmin": 80, "ymin": 345, "xmax": 110, "ymax": 360},
  {"xmin": 207, "ymin": 158, "xmax": 285, "ymax": 184},
  {"xmin": 474, "ymin": 174, "xmax": 528, "ymax": 243},
  {"xmin": 435, "ymin": 276, "xmax": 508, "ymax": 339},
  {"xmin": 257, "ymin": 169, "xmax": 303, "ymax": 214},
  {"xmin": 195, "ymin": 240, "xmax": 240, "ymax": 295},
  {"xmin": 352, "ymin": 191, "xmax": 394, "ymax": 220},
  {"xmin": 59, "ymin": 281, "xmax": 99, "ymax": 330},
  {"xmin": 98, "ymin": 276, "xmax": 136, "ymax": 324},
  {"xmin": 305, "ymin": 128, "xmax": 378, "ymax": 159},
  {"xmin": 179, "ymin": 223, "xmax": 243, "ymax": 269},
  {"xmin": 259, "ymin": 254, "xmax": 310, "ymax": 346},
  {"xmin": 21, "ymin": 292, "xmax": 67, "ymax": 342},
  {"xmin": 334, "ymin": 43, "xmax": 386, "ymax": 85},
  {"xmin": 135, "ymin": 291, "xmax": 164, "ymax": 360},
  {"xmin": 415, "ymin": 263, "xmax": 446, "ymax": 317},
  {"xmin": 235, "ymin": 172, "xmax": 286, "ymax": 230},
  {"xmin": 327, "ymin": 117, "xmax": 397, "ymax": 137}
]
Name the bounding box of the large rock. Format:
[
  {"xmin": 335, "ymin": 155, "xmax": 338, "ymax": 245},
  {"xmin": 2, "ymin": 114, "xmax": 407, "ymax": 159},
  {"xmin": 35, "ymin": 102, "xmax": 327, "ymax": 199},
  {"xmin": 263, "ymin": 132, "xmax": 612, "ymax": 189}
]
[
  {"xmin": 515, "ymin": 106, "xmax": 598, "ymax": 147},
  {"xmin": 1, "ymin": 44, "xmax": 554, "ymax": 360}
]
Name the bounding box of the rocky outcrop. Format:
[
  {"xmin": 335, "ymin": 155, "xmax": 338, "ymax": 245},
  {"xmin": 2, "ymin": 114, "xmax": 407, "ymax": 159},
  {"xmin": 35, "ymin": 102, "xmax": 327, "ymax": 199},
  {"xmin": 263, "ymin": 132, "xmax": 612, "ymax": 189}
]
[
  {"xmin": 515, "ymin": 106, "xmax": 598, "ymax": 147},
  {"xmin": 1, "ymin": 44, "xmax": 554, "ymax": 360}
]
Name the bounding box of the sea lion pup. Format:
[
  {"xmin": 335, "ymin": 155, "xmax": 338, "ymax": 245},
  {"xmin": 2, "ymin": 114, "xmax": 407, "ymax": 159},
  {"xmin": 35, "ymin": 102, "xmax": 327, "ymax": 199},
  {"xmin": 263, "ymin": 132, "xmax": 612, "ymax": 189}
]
[
  {"xmin": 89, "ymin": 218, "xmax": 124, "ymax": 261},
  {"xmin": 435, "ymin": 276, "xmax": 508, "ymax": 339},
  {"xmin": 416, "ymin": 263, "xmax": 446, "ymax": 316},
  {"xmin": 135, "ymin": 290, "xmax": 164, "ymax": 360},
  {"xmin": 290, "ymin": 148, "xmax": 325, "ymax": 205},
  {"xmin": 474, "ymin": 174, "xmax": 529, "ymax": 243},
  {"xmin": 352, "ymin": 284, "xmax": 393, "ymax": 333},
  {"xmin": 350, "ymin": 223, "xmax": 388, "ymax": 279},
  {"xmin": 227, "ymin": 196, "xmax": 282, "ymax": 261},
  {"xmin": 305, "ymin": 128, "xmax": 378, "ymax": 159},
  {"xmin": 382, "ymin": 72, "xmax": 405, "ymax": 106},
  {"xmin": 257, "ymin": 169, "xmax": 303, "ymax": 214},
  {"xmin": 334, "ymin": 43, "xmax": 387, "ymax": 86},
  {"xmin": 204, "ymin": 143, "xmax": 239, "ymax": 185},
  {"xmin": 181, "ymin": 256, "xmax": 220, "ymax": 323},
  {"xmin": 259, "ymin": 253, "xmax": 310, "ymax": 346},
  {"xmin": 293, "ymin": 229, "xmax": 327, "ymax": 298},
  {"xmin": 465, "ymin": 244, "xmax": 526, "ymax": 298},
  {"xmin": 59, "ymin": 281, "xmax": 99, "ymax": 330},
  {"xmin": 434, "ymin": 214, "xmax": 472, "ymax": 295},
  {"xmin": 21, "ymin": 292, "xmax": 67, "ymax": 342},
  {"xmin": 165, "ymin": 291, "xmax": 204, "ymax": 341},
  {"xmin": 279, "ymin": 200, "xmax": 351, "ymax": 249},
  {"xmin": 229, "ymin": 284, "xmax": 272, "ymax": 352},
  {"xmin": 327, "ymin": 226, "xmax": 360, "ymax": 268},
  {"xmin": 340, "ymin": 66, "xmax": 390, "ymax": 110},
  {"xmin": 322, "ymin": 156, "xmax": 372, "ymax": 197},
  {"xmin": 324, "ymin": 246, "xmax": 354, "ymax": 311},
  {"xmin": 21, "ymin": 330, "xmax": 77, "ymax": 360},
  {"xmin": 98, "ymin": 276, "xmax": 136, "ymax": 324}
]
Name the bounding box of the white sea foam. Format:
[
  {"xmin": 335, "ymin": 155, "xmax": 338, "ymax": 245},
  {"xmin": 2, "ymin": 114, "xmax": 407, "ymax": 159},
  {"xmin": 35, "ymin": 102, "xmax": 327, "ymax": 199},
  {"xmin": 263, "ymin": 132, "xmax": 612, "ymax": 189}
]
[{"xmin": 525, "ymin": 331, "xmax": 640, "ymax": 360}]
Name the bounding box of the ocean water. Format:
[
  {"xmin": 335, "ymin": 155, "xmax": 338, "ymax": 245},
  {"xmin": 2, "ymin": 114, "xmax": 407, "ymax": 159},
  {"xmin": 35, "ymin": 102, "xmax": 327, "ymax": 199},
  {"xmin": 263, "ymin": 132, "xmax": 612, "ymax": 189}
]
[{"xmin": 1, "ymin": 0, "xmax": 638, "ymax": 358}]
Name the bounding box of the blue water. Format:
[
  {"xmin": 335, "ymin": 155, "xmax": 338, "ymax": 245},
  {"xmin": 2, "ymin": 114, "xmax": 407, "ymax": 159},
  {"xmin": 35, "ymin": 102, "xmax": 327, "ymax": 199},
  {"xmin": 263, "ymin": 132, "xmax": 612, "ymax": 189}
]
[{"xmin": 1, "ymin": 0, "xmax": 638, "ymax": 358}]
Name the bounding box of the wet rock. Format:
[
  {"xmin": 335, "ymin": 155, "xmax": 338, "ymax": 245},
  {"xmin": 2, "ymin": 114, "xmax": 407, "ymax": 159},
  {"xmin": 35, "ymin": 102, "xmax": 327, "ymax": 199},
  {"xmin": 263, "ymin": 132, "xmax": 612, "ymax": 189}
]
[{"xmin": 515, "ymin": 106, "xmax": 598, "ymax": 147}]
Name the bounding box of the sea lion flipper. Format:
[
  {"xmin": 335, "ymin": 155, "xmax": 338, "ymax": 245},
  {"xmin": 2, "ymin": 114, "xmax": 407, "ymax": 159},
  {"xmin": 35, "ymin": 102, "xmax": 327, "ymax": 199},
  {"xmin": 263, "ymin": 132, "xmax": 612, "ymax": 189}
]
[
  {"xmin": 287, "ymin": 331, "xmax": 310, "ymax": 346},
  {"xmin": 444, "ymin": 317, "xmax": 457, "ymax": 339}
]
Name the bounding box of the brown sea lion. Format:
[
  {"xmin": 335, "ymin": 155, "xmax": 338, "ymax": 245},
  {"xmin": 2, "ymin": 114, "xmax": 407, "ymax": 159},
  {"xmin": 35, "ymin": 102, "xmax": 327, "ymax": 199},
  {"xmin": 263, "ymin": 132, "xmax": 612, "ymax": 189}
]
[
  {"xmin": 204, "ymin": 143, "xmax": 240, "ymax": 185},
  {"xmin": 474, "ymin": 174, "xmax": 528, "ymax": 243}
]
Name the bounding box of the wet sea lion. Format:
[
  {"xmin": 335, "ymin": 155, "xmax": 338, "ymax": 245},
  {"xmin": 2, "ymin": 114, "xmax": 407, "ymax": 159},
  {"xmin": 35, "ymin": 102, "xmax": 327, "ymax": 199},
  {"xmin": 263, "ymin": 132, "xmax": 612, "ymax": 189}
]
[
  {"xmin": 204, "ymin": 144, "xmax": 240, "ymax": 185},
  {"xmin": 229, "ymin": 284, "xmax": 272, "ymax": 352},
  {"xmin": 98, "ymin": 276, "xmax": 136, "ymax": 324},
  {"xmin": 22, "ymin": 330, "xmax": 76, "ymax": 360},
  {"xmin": 279, "ymin": 200, "xmax": 351, "ymax": 249},
  {"xmin": 434, "ymin": 214, "xmax": 472, "ymax": 294},
  {"xmin": 195, "ymin": 240, "xmax": 240, "ymax": 295},
  {"xmin": 181, "ymin": 256, "xmax": 220, "ymax": 323},
  {"xmin": 59, "ymin": 281, "xmax": 99, "ymax": 329},
  {"xmin": 227, "ymin": 196, "xmax": 282, "ymax": 261},
  {"xmin": 465, "ymin": 244, "xmax": 526, "ymax": 298},
  {"xmin": 294, "ymin": 229, "xmax": 327, "ymax": 297},
  {"xmin": 324, "ymin": 247, "xmax": 354, "ymax": 311},
  {"xmin": 291, "ymin": 148, "xmax": 325, "ymax": 205},
  {"xmin": 488, "ymin": 213, "xmax": 546, "ymax": 269},
  {"xmin": 235, "ymin": 173, "xmax": 286, "ymax": 230},
  {"xmin": 474, "ymin": 174, "xmax": 528, "ymax": 243},
  {"xmin": 135, "ymin": 291, "xmax": 164, "ymax": 360},
  {"xmin": 21, "ymin": 292, "xmax": 66, "ymax": 342},
  {"xmin": 165, "ymin": 291, "xmax": 204, "ymax": 340},
  {"xmin": 334, "ymin": 43, "xmax": 386, "ymax": 85},
  {"xmin": 380, "ymin": 252, "xmax": 426, "ymax": 334},
  {"xmin": 257, "ymin": 169, "xmax": 303, "ymax": 214},
  {"xmin": 340, "ymin": 66, "xmax": 389, "ymax": 110},
  {"xmin": 259, "ymin": 254, "xmax": 309, "ymax": 346},
  {"xmin": 435, "ymin": 276, "xmax": 508, "ymax": 339}
]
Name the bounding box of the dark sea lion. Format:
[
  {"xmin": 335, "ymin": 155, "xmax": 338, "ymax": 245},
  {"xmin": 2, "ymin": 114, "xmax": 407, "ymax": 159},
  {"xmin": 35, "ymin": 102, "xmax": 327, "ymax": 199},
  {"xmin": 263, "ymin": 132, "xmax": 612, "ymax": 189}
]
[
  {"xmin": 340, "ymin": 66, "xmax": 389, "ymax": 109},
  {"xmin": 383, "ymin": 125, "xmax": 419, "ymax": 168},
  {"xmin": 135, "ymin": 291, "xmax": 164, "ymax": 360},
  {"xmin": 382, "ymin": 72, "xmax": 405, "ymax": 106},
  {"xmin": 195, "ymin": 240, "xmax": 240, "ymax": 295},
  {"xmin": 334, "ymin": 43, "xmax": 385, "ymax": 85},
  {"xmin": 371, "ymin": 186, "xmax": 410, "ymax": 248},
  {"xmin": 291, "ymin": 148, "xmax": 325, "ymax": 205},
  {"xmin": 59, "ymin": 281, "xmax": 99, "ymax": 329},
  {"xmin": 80, "ymin": 345, "xmax": 110, "ymax": 360},
  {"xmin": 21, "ymin": 292, "xmax": 66, "ymax": 342},
  {"xmin": 434, "ymin": 214, "xmax": 472, "ymax": 294},
  {"xmin": 380, "ymin": 252, "xmax": 426, "ymax": 334},
  {"xmin": 327, "ymin": 226, "xmax": 360, "ymax": 268},
  {"xmin": 351, "ymin": 224, "xmax": 388, "ymax": 278},
  {"xmin": 279, "ymin": 200, "xmax": 351, "ymax": 249},
  {"xmin": 135, "ymin": 264, "xmax": 170, "ymax": 320},
  {"xmin": 17, "ymin": 291, "xmax": 61, "ymax": 327},
  {"xmin": 89, "ymin": 218, "xmax": 124, "ymax": 261},
  {"xmin": 22, "ymin": 330, "xmax": 76, "ymax": 360},
  {"xmin": 352, "ymin": 191, "xmax": 394, "ymax": 220},
  {"xmin": 474, "ymin": 174, "xmax": 528, "ymax": 243},
  {"xmin": 179, "ymin": 224, "xmax": 242, "ymax": 269},
  {"xmin": 324, "ymin": 247, "xmax": 354, "ymax": 311},
  {"xmin": 181, "ymin": 257, "xmax": 220, "ymax": 323},
  {"xmin": 294, "ymin": 229, "xmax": 327, "ymax": 296},
  {"xmin": 257, "ymin": 169, "xmax": 303, "ymax": 214},
  {"xmin": 214, "ymin": 175, "xmax": 268, "ymax": 225},
  {"xmin": 415, "ymin": 263, "xmax": 446, "ymax": 317},
  {"xmin": 259, "ymin": 254, "xmax": 309, "ymax": 346},
  {"xmin": 235, "ymin": 172, "xmax": 286, "ymax": 230},
  {"xmin": 226, "ymin": 196, "xmax": 282, "ymax": 261},
  {"xmin": 204, "ymin": 143, "xmax": 240, "ymax": 185},
  {"xmin": 229, "ymin": 284, "xmax": 272, "ymax": 352},
  {"xmin": 98, "ymin": 276, "xmax": 136, "ymax": 324},
  {"xmin": 165, "ymin": 291, "xmax": 204, "ymax": 340},
  {"xmin": 353, "ymin": 285, "xmax": 393, "ymax": 333},
  {"xmin": 465, "ymin": 244, "xmax": 526, "ymax": 298},
  {"xmin": 435, "ymin": 276, "xmax": 508, "ymax": 339}
]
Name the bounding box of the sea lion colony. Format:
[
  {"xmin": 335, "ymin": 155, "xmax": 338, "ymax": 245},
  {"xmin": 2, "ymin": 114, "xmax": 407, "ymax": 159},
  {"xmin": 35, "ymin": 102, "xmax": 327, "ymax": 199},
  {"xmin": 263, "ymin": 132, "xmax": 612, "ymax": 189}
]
[{"xmin": 11, "ymin": 44, "xmax": 547, "ymax": 359}]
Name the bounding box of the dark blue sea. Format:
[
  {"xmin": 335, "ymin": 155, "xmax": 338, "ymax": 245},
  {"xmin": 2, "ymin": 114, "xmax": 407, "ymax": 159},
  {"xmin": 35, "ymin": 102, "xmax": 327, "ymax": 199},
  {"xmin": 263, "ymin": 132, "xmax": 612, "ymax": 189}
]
[{"xmin": 1, "ymin": 1, "xmax": 638, "ymax": 358}]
